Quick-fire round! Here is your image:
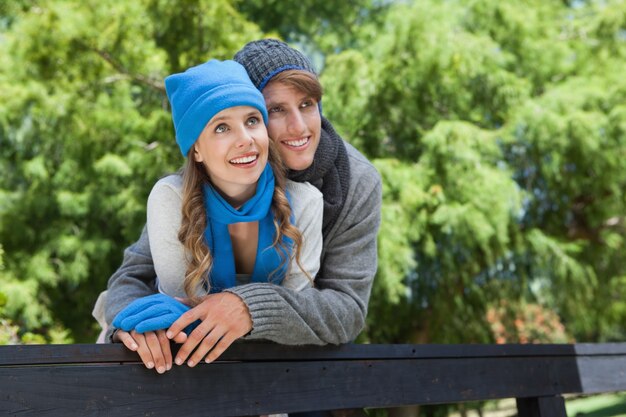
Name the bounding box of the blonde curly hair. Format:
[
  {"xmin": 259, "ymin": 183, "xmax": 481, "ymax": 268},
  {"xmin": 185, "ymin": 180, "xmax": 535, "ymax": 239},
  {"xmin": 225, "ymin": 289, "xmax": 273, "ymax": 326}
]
[{"xmin": 177, "ymin": 139, "xmax": 310, "ymax": 305}]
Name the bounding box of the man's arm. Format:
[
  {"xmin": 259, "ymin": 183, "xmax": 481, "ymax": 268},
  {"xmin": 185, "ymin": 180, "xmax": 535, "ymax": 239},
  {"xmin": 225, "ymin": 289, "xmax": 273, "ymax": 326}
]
[
  {"xmin": 168, "ymin": 166, "xmax": 381, "ymax": 365},
  {"xmin": 103, "ymin": 226, "xmax": 158, "ymax": 340},
  {"xmin": 226, "ymin": 160, "xmax": 382, "ymax": 345},
  {"xmin": 103, "ymin": 226, "xmax": 185, "ymax": 373}
]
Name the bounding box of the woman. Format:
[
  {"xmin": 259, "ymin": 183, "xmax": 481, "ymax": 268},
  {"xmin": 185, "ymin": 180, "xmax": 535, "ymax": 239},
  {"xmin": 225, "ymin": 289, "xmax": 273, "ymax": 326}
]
[
  {"xmin": 99, "ymin": 59, "xmax": 323, "ymax": 372},
  {"xmin": 147, "ymin": 58, "xmax": 321, "ymax": 300}
]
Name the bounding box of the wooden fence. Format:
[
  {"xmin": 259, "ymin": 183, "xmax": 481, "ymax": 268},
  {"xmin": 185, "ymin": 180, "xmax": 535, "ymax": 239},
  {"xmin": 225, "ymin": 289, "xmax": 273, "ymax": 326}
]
[{"xmin": 2, "ymin": 342, "xmax": 626, "ymax": 416}]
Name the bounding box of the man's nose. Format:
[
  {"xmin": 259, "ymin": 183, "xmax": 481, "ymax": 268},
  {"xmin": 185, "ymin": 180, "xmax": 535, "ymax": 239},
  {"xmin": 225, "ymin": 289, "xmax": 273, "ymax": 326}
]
[{"xmin": 286, "ymin": 110, "xmax": 306, "ymax": 136}]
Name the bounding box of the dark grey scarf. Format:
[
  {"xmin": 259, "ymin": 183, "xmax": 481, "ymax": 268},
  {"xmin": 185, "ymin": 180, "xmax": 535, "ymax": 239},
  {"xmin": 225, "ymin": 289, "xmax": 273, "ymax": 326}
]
[{"xmin": 287, "ymin": 117, "xmax": 351, "ymax": 238}]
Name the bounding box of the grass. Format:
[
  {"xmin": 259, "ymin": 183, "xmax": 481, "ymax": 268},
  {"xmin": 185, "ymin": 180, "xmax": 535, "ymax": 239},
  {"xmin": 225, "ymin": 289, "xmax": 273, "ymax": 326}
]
[
  {"xmin": 444, "ymin": 394, "xmax": 626, "ymax": 417},
  {"xmin": 566, "ymin": 393, "xmax": 626, "ymax": 417}
]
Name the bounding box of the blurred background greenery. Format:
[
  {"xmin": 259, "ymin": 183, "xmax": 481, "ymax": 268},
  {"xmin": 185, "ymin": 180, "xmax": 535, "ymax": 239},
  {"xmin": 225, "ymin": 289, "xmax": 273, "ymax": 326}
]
[
  {"xmin": 0, "ymin": 0, "xmax": 625, "ymax": 363},
  {"xmin": 2, "ymin": 1, "xmax": 625, "ymax": 415}
]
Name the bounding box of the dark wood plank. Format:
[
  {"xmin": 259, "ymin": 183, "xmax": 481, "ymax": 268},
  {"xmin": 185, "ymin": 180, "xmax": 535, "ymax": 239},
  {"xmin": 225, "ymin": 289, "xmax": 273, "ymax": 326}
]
[
  {"xmin": 0, "ymin": 355, "xmax": 588, "ymax": 416},
  {"xmin": 577, "ymin": 356, "xmax": 626, "ymax": 394},
  {"xmin": 6, "ymin": 342, "xmax": 626, "ymax": 366},
  {"xmin": 0, "ymin": 343, "xmax": 139, "ymax": 366},
  {"xmin": 3, "ymin": 343, "xmax": 626, "ymax": 416},
  {"xmin": 517, "ymin": 396, "xmax": 567, "ymax": 417},
  {"xmin": 575, "ymin": 343, "xmax": 626, "ymax": 356}
]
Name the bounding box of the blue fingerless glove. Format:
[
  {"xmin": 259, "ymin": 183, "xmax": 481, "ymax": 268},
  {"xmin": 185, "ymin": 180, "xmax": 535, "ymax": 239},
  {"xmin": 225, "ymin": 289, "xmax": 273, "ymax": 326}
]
[{"xmin": 112, "ymin": 293, "xmax": 198, "ymax": 334}]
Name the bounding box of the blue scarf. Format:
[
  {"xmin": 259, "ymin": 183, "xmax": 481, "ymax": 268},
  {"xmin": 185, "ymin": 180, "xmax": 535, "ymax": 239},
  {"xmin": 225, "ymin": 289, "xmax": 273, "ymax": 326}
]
[{"xmin": 202, "ymin": 164, "xmax": 292, "ymax": 293}]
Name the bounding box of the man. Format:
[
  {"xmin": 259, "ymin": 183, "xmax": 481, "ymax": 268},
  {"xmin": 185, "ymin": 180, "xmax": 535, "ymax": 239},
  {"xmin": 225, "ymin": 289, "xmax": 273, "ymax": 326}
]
[{"xmin": 104, "ymin": 39, "xmax": 382, "ymax": 374}]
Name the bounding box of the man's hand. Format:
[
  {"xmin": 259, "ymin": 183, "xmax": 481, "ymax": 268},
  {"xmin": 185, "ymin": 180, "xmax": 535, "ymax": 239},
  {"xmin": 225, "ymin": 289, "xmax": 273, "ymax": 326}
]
[
  {"xmin": 114, "ymin": 329, "xmax": 186, "ymax": 373},
  {"xmin": 167, "ymin": 292, "xmax": 252, "ymax": 367}
]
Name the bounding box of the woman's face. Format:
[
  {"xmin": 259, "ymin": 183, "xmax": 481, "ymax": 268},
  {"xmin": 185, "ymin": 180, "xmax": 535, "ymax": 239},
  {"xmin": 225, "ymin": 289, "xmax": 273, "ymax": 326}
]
[
  {"xmin": 193, "ymin": 106, "xmax": 269, "ymax": 205},
  {"xmin": 262, "ymin": 81, "xmax": 321, "ymax": 171}
]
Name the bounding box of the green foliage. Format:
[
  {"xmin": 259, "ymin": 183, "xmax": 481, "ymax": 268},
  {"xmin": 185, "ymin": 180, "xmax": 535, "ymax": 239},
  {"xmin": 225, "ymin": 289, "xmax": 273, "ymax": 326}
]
[
  {"xmin": 235, "ymin": 0, "xmax": 387, "ymax": 53},
  {"xmin": 1, "ymin": 0, "xmax": 625, "ymax": 355},
  {"xmin": 147, "ymin": 0, "xmax": 263, "ymax": 71},
  {"xmin": 0, "ymin": 0, "xmax": 262, "ymax": 342},
  {"xmin": 323, "ymin": 0, "xmax": 626, "ymax": 344},
  {"xmin": 322, "ymin": 0, "xmax": 532, "ymax": 159},
  {"xmin": 363, "ymin": 122, "xmax": 524, "ymax": 344},
  {"xmin": 462, "ymin": 0, "xmax": 577, "ymax": 92},
  {"xmin": 500, "ymin": 69, "xmax": 626, "ymax": 340}
]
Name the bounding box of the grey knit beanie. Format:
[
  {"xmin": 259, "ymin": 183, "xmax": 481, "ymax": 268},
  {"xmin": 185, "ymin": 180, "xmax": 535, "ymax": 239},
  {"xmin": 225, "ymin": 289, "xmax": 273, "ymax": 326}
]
[{"xmin": 234, "ymin": 39, "xmax": 317, "ymax": 91}]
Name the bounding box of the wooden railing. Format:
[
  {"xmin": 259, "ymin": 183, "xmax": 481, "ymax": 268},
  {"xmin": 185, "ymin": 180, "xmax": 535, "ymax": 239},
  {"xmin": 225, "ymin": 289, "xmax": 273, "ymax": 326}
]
[{"xmin": 2, "ymin": 342, "xmax": 626, "ymax": 416}]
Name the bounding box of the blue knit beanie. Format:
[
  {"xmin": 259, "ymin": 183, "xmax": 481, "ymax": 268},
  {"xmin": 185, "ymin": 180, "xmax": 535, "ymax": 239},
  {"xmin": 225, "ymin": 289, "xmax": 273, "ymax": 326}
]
[{"xmin": 165, "ymin": 59, "xmax": 269, "ymax": 157}]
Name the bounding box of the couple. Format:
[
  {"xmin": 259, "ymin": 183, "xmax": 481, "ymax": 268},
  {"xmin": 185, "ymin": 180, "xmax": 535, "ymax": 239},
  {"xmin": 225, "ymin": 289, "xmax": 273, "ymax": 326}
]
[{"xmin": 97, "ymin": 39, "xmax": 382, "ymax": 375}]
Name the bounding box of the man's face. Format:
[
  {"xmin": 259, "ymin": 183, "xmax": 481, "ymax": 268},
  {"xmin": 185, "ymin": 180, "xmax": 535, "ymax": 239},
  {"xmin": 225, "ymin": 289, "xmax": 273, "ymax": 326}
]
[{"xmin": 262, "ymin": 81, "xmax": 321, "ymax": 171}]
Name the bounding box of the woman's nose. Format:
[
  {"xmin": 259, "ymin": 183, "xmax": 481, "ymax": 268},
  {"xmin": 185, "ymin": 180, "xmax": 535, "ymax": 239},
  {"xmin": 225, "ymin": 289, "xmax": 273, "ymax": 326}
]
[{"xmin": 236, "ymin": 128, "xmax": 254, "ymax": 147}]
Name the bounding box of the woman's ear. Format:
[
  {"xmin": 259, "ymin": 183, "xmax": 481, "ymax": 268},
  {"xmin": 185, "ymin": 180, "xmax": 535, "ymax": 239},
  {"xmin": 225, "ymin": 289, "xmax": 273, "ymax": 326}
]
[{"xmin": 193, "ymin": 145, "xmax": 203, "ymax": 163}]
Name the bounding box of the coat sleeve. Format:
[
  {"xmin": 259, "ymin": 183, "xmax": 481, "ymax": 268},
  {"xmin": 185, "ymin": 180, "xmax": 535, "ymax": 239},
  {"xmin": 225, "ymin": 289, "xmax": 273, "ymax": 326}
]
[
  {"xmin": 146, "ymin": 177, "xmax": 188, "ymax": 298},
  {"xmin": 282, "ymin": 181, "xmax": 323, "ymax": 292},
  {"xmin": 103, "ymin": 227, "xmax": 159, "ymax": 342},
  {"xmin": 227, "ymin": 163, "xmax": 382, "ymax": 345}
]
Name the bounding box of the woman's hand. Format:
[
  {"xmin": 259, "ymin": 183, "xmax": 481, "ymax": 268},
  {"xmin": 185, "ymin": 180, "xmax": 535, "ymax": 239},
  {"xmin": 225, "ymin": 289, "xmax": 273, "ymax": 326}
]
[
  {"xmin": 166, "ymin": 292, "xmax": 252, "ymax": 367},
  {"xmin": 114, "ymin": 329, "xmax": 186, "ymax": 374},
  {"xmin": 112, "ymin": 293, "xmax": 194, "ymax": 333}
]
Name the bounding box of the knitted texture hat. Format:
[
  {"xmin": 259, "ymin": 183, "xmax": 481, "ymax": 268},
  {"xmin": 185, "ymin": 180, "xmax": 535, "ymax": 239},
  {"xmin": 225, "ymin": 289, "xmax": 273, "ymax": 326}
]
[
  {"xmin": 234, "ymin": 39, "xmax": 317, "ymax": 91},
  {"xmin": 165, "ymin": 59, "xmax": 269, "ymax": 157}
]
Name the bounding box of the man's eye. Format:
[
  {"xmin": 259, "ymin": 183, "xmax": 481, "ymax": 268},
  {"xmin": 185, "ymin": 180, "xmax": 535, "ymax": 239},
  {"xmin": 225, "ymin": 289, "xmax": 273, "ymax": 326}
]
[
  {"xmin": 215, "ymin": 124, "xmax": 228, "ymax": 133},
  {"xmin": 246, "ymin": 116, "xmax": 260, "ymax": 126},
  {"xmin": 301, "ymin": 100, "xmax": 315, "ymax": 108},
  {"xmin": 268, "ymin": 106, "xmax": 282, "ymax": 114}
]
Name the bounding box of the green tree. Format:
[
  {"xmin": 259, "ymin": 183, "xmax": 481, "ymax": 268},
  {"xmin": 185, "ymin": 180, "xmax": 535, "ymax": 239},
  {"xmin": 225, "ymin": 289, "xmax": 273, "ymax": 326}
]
[
  {"xmin": 322, "ymin": 0, "xmax": 626, "ymax": 345},
  {"xmin": 0, "ymin": 0, "xmax": 263, "ymax": 342},
  {"xmin": 366, "ymin": 122, "xmax": 524, "ymax": 344},
  {"xmin": 235, "ymin": 0, "xmax": 387, "ymax": 53},
  {"xmin": 1, "ymin": 0, "xmax": 625, "ymax": 359}
]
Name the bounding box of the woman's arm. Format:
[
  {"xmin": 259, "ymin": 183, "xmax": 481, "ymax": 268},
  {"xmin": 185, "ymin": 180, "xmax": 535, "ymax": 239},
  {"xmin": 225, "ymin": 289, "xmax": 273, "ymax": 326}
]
[
  {"xmin": 146, "ymin": 175, "xmax": 188, "ymax": 298},
  {"xmin": 104, "ymin": 175, "xmax": 189, "ymax": 373},
  {"xmin": 169, "ymin": 154, "xmax": 382, "ymax": 351},
  {"xmin": 225, "ymin": 152, "xmax": 382, "ymax": 345},
  {"xmin": 104, "ymin": 227, "xmax": 158, "ymax": 333},
  {"xmin": 104, "ymin": 174, "xmax": 188, "ymax": 328},
  {"xmin": 282, "ymin": 181, "xmax": 323, "ymax": 291},
  {"xmin": 165, "ymin": 180, "xmax": 323, "ymax": 366}
]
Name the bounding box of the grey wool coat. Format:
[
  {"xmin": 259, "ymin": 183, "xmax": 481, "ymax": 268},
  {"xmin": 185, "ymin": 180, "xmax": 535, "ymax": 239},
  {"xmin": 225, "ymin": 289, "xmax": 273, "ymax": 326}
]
[{"xmin": 103, "ymin": 142, "xmax": 382, "ymax": 345}]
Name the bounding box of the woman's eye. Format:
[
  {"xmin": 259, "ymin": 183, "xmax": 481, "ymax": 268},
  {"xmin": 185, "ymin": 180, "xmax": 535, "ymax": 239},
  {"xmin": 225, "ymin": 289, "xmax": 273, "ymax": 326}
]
[
  {"xmin": 246, "ymin": 116, "xmax": 260, "ymax": 126},
  {"xmin": 215, "ymin": 124, "xmax": 229, "ymax": 133}
]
